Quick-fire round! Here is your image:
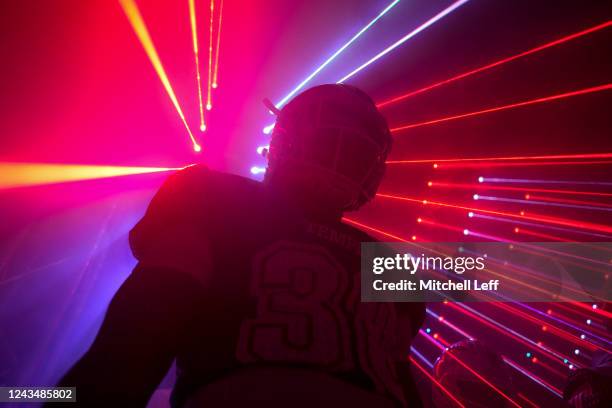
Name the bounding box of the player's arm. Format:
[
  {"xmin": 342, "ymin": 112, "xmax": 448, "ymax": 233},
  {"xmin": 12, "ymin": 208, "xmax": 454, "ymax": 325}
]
[
  {"xmin": 52, "ymin": 166, "xmax": 213, "ymax": 406},
  {"xmin": 53, "ymin": 264, "xmax": 206, "ymax": 406}
]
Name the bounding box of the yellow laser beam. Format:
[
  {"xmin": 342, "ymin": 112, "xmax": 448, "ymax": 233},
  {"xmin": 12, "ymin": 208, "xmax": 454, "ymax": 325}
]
[
  {"xmin": 212, "ymin": 0, "xmax": 223, "ymax": 89},
  {"xmin": 189, "ymin": 0, "xmax": 206, "ymax": 132},
  {"xmin": 206, "ymin": 0, "xmax": 214, "ymax": 110},
  {"xmin": 119, "ymin": 0, "xmax": 201, "ymax": 152},
  {"xmin": 0, "ymin": 162, "xmax": 181, "ymax": 190}
]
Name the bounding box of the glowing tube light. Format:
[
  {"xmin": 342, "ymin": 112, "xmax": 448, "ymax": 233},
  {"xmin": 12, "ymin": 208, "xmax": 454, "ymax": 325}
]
[
  {"xmin": 0, "ymin": 162, "xmax": 179, "ymax": 190},
  {"xmin": 119, "ymin": 0, "xmax": 201, "ymax": 152},
  {"xmin": 275, "ymin": 0, "xmax": 401, "ymax": 109},
  {"xmin": 391, "ymin": 83, "xmax": 612, "ymax": 133},
  {"xmin": 337, "ymin": 0, "xmax": 470, "ymax": 83},
  {"xmin": 188, "ymin": 0, "xmax": 206, "ymax": 131},
  {"xmin": 377, "ymin": 21, "xmax": 612, "ymax": 107}
]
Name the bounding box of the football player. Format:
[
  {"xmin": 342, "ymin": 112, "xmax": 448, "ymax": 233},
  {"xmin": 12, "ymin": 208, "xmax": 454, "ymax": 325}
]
[{"xmin": 54, "ymin": 84, "xmax": 425, "ymax": 407}]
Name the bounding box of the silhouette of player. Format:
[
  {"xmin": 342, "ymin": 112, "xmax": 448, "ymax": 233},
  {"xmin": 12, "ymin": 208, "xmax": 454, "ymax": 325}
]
[{"xmin": 54, "ymin": 84, "xmax": 425, "ymax": 407}]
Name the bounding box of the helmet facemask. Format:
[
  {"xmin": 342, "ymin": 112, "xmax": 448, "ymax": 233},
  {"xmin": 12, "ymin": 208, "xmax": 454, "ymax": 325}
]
[{"xmin": 264, "ymin": 84, "xmax": 391, "ymax": 213}]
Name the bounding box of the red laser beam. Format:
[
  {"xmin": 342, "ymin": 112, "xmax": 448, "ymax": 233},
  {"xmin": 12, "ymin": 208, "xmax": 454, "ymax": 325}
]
[
  {"xmin": 409, "ymin": 356, "xmax": 466, "ymax": 408},
  {"xmin": 377, "ymin": 193, "xmax": 612, "ymax": 234},
  {"xmin": 428, "ymin": 160, "xmax": 612, "ymax": 169},
  {"xmin": 420, "ymin": 329, "xmax": 523, "ymax": 407},
  {"xmin": 514, "ymin": 227, "xmax": 569, "ymax": 242},
  {"xmin": 527, "ymin": 194, "xmax": 612, "ymax": 209},
  {"xmin": 428, "ymin": 181, "xmax": 612, "ymax": 198},
  {"xmin": 391, "ymin": 83, "xmax": 612, "ymax": 133},
  {"xmin": 387, "ymin": 152, "xmax": 612, "ymax": 164},
  {"xmin": 342, "ymin": 217, "xmax": 410, "ymax": 241},
  {"xmin": 377, "ymin": 21, "xmax": 612, "ymax": 107}
]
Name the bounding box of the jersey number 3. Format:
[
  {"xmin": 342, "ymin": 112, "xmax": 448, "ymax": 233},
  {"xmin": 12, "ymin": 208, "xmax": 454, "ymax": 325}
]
[{"xmin": 235, "ymin": 241, "xmax": 354, "ymax": 370}]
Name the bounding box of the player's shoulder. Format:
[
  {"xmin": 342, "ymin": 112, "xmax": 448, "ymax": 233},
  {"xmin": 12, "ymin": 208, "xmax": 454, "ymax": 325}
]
[
  {"xmin": 156, "ymin": 164, "xmax": 261, "ymax": 209},
  {"xmin": 130, "ymin": 165, "xmax": 261, "ymax": 258},
  {"xmin": 164, "ymin": 163, "xmax": 258, "ymax": 195}
]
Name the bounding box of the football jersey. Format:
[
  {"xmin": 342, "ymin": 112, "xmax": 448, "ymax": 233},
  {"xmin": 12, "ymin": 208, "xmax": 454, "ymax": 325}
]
[{"xmin": 129, "ymin": 165, "xmax": 425, "ymax": 407}]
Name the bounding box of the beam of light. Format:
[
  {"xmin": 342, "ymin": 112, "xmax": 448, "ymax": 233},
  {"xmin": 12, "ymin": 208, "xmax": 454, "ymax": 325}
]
[
  {"xmin": 517, "ymin": 393, "xmax": 539, "ymax": 408},
  {"xmin": 342, "ymin": 217, "xmax": 410, "ymax": 241},
  {"xmin": 256, "ymin": 145, "xmax": 270, "ymax": 155},
  {"xmin": 480, "ymin": 177, "xmax": 612, "ymax": 186},
  {"xmin": 250, "ymin": 166, "xmax": 266, "ymax": 175},
  {"xmin": 391, "ymin": 83, "xmax": 612, "ymax": 133},
  {"xmin": 475, "ymin": 194, "xmax": 612, "ymax": 212},
  {"xmin": 429, "ymin": 306, "xmax": 570, "ymax": 397},
  {"xmin": 428, "ymin": 159, "xmax": 612, "ymax": 169},
  {"xmin": 188, "ymin": 0, "xmax": 206, "ymax": 131},
  {"xmin": 410, "ymin": 347, "xmax": 435, "ymax": 370},
  {"xmin": 517, "ymin": 303, "xmax": 612, "ymax": 349},
  {"xmin": 206, "ymin": 0, "xmax": 214, "ymax": 110},
  {"xmin": 445, "ymin": 302, "xmax": 579, "ymax": 370},
  {"xmin": 260, "ymin": 0, "xmax": 402, "ymax": 134},
  {"xmin": 503, "ymin": 357, "xmax": 563, "ymax": 398},
  {"xmin": 408, "ymin": 355, "xmax": 466, "ymax": 408},
  {"xmin": 212, "ymin": 0, "xmax": 223, "ymax": 89},
  {"xmin": 263, "ymin": 123, "xmax": 275, "ymax": 135},
  {"xmin": 336, "ymin": 0, "xmax": 470, "ymax": 84},
  {"xmin": 376, "ymin": 193, "xmax": 612, "ymax": 234},
  {"xmin": 426, "ymin": 308, "xmax": 474, "ymax": 340},
  {"xmin": 528, "ymin": 194, "xmax": 612, "ymax": 209},
  {"xmin": 428, "ymin": 181, "xmax": 612, "ymax": 198},
  {"xmin": 274, "ymin": 0, "xmax": 401, "ymax": 109},
  {"xmin": 119, "ymin": 0, "xmax": 201, "ymax": 152},
  {"xmin": 514, "ymin": 227, "xmax": 571, "ymax": 242},
  {"xmin": 0, "ymin": 162, "xmax": 180, "ymax": 190},
  {"xmin": 387, "ymin": 152, "xmax": 612, "ymax": 164},
  {"xmin": 377, "ymin": 21, "xmax": 612, "ymax": 107},
  {"xmin": 489, "ymin": 302, "xmax": 600, "ymax": 352},
  {"xmin": 471, "ymin": 212, "xmax": 612, "ymax": 240}
]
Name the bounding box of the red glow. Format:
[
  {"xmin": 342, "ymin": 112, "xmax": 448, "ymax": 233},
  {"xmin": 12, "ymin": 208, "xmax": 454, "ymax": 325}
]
[
  {"xmin": 391, "ymin": 83, "xmax": 612, "ymax": 133},
  {"xmin": 377, "ymin": 21, "xmax": 612, "ymax": 107}
]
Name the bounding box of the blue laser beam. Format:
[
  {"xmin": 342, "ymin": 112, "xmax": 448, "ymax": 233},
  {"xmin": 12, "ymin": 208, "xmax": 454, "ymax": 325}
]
[
  {"xmin": 337, "ymin": 0, "xmax": 471, "ymax": 83},
  {"xmin": 275, "ymin": 0, "xmax": 401, "ymax": 110}
]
